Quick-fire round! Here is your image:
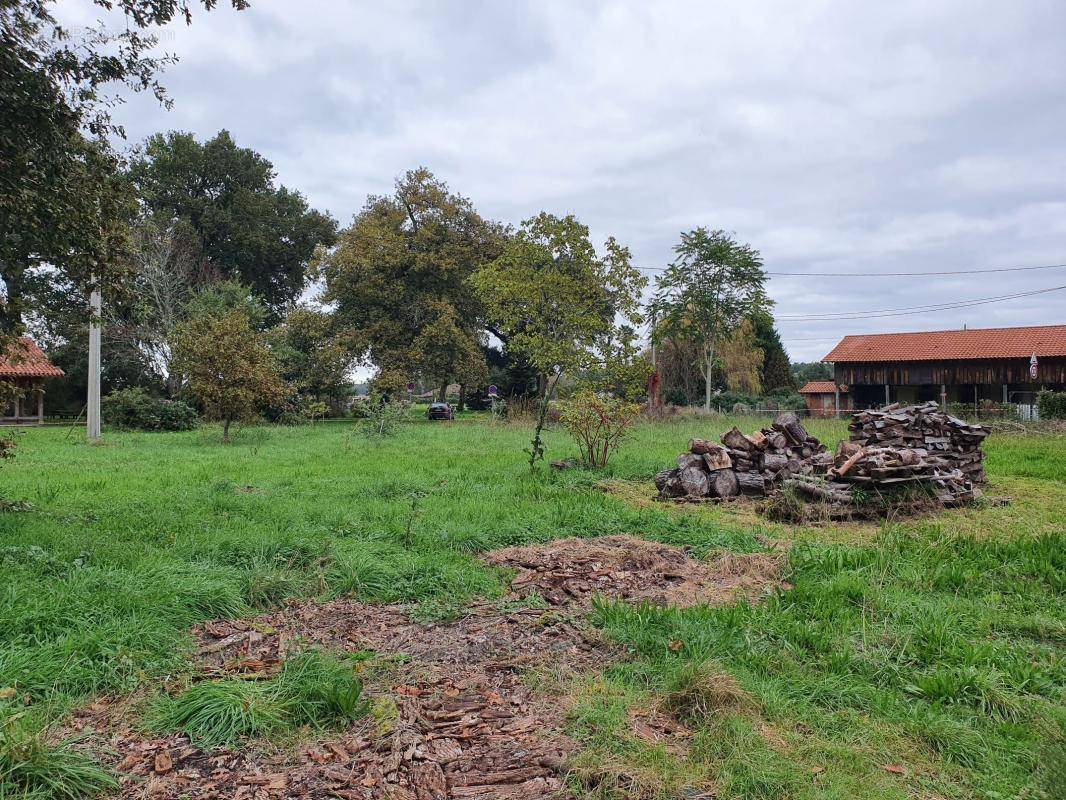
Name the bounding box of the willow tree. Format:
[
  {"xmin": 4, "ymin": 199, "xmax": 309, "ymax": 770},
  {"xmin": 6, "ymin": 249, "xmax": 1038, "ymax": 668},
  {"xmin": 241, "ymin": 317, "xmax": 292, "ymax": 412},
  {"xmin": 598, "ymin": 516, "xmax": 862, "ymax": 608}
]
[
  {"xmin": 650, "ymin": 228, "xmax": 771, "ymax": 411},
  {"xmin": 471, "ymin": 213, "xmax": 645, "ymax": 469}
]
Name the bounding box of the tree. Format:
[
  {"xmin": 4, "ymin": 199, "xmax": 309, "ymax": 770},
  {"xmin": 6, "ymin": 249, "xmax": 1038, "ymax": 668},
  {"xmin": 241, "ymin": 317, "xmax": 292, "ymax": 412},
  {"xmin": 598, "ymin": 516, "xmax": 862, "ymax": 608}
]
[
  {"xmin": 1, "ymin": 0, "xmax": 246, "ymax": 347},
  {"xmin": 269, "ymin": 307, "xmax": 355, "ymax": 408},
  {"xmin": 128, "ymin": 130, "xmax": 337, "ymax": 313},
  {"xmin": 173, "ymin": 309, "xmax": 286, "ymax": 442},
  {"xmin": 320, "ymin": 168, "xmax": 504, "ymax": 402},
  {"xmin": 650, "ymin": 228, "xmax": 771, "ymax": 411},
  {"xmin": 718, "ymin": 319, "xmax": 764, "ymax": 395},
  {"xmin": 792, "ymin": 361, "xmax": 833, "ymax": 385},
  {"xmin": 750, "ymin": 312, "xmax": 794, "ymax": 392},
  {"xmin": 471, "ymin": 212, "xmax": 645, "ymax": 469}
]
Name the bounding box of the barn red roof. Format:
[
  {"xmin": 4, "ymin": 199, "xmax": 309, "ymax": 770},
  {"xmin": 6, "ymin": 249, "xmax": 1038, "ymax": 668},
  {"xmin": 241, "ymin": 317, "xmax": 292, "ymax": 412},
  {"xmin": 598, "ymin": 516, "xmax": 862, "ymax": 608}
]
[
  {"xmin": 0, "ymin": 338, "xmax": 65, "ymax": 378},
  {"xmin": 798, "ymin": 381, "xmax": 837, "ymax": 394},
  {"xmin": 822, "ymin": 325, "xmax": 1066, "ymax": 363}
]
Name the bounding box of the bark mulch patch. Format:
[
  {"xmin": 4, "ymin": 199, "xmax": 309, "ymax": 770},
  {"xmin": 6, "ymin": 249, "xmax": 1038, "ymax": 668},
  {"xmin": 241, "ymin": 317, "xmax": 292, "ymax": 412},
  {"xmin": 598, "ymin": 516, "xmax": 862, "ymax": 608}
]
[
  {"xmin": 482, "ymin": 534, "xmax": 785, "ymax": 609},
  {"xmin": 68, "ymin": 536, "xmax": 783, "ymax": 799}
]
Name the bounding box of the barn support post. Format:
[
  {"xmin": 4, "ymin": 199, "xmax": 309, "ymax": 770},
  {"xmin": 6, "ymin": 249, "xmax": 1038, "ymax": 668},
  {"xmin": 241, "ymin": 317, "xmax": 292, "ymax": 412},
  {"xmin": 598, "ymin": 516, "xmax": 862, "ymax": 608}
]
[
  {"xmin": 834, "ymin": 385, "xmax": 840, "ymax": 419},
  {"xmin": 1002, "ymin": 383, "xmax": 1008, "ymax": 403},
  {"xmin": 37, "ymin": 389, "xmax": 43, "ymax": 424},
  {"xmin": 884, "ymin": 384, "xmax": 890, "ymax": 407},
  {"xmin": 939, "ymin": 384, "xmax": 946, "ymax": 410}
]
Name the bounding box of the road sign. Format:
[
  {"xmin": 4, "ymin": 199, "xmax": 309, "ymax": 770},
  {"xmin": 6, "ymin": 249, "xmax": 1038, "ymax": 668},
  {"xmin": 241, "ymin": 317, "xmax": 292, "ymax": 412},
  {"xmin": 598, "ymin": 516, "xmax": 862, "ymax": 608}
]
[
  {"xmin": 488, "ymin": 384, "xmax": 498, "ymax": 397},
  {"xmin": 406, "ymin": 381, "xmax": 415, "ymax": 392}
]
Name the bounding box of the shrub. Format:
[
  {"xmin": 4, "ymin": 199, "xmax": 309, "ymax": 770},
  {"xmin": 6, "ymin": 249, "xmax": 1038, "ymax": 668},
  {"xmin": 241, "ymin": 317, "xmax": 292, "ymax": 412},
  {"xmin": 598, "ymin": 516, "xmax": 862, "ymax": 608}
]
[
  {"xmin": 359, "ymin": 398, "xmax": 410, "ymax": 437},
  {"xmin": 101, "ymin": 388, "xmax": 198, "ymax": 431},
  {"xmin": 558, "ymin": 390, "xmax": 642, "ymax": 468},
  {"xmin": 1037, "ymin": 390, "xmax": 1066, "ymax": 420}
]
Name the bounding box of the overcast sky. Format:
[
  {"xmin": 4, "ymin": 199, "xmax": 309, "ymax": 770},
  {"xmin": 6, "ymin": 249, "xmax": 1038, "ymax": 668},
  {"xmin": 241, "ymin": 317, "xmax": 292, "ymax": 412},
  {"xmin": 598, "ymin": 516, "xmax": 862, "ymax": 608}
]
[{"xmin": 60, "ymin": 0, "xmax": 1066, "ymax": 361}]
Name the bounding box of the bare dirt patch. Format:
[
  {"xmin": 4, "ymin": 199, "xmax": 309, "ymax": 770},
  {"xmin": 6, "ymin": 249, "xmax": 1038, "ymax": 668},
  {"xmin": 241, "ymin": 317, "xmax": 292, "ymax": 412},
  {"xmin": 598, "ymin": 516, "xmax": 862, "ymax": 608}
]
[
  {"xmin": 483, "ymin": 534, "xmax": 785, "ymax": 609},
  {"xmin": 69, "ymin": 536, "xmax": 783, "ymax": 799}
]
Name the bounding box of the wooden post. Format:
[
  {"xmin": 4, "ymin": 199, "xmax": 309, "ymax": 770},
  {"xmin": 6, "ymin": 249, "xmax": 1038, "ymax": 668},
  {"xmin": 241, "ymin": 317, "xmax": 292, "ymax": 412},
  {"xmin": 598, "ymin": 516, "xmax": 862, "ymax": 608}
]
[
  {"xmin": 87, "ymin": 283, "xmax": 101, "ymax": 441},
  {"xmin": 940, "ymin": 383, "xmax": 947, "ymax": 410},
  {"xmin": 37, "ymin": 389, "xmax": 43, "ymax": 424},
  {"xmin": 1002, "ymin": 383, "xmax": 1008, "ymax": 404},
  {"xmin": 884, "ymin": 384, "xmax": 890, "ymax": 408},
  {"xmin": 14, "ymin": 394, "xmax": 21, "ymax": 421},
  {"xmin": 833, "ymin": 384, "xmax": 840, "ymax": 419}
]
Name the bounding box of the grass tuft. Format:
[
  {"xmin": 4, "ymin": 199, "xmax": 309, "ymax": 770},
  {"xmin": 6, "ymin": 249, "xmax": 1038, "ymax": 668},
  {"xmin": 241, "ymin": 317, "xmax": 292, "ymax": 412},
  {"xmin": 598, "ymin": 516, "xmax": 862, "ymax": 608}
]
[{"xmin": 0, "ymin": 712, "xmax": 115, "ymax": 799}]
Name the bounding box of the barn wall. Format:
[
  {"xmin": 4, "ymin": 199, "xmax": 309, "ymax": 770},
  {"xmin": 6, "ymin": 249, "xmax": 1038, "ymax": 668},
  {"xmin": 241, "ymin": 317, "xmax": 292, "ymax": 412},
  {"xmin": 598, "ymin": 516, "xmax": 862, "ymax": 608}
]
[{"xmin": 832, "ymin": 358, "xmax": 1066, "ymax": 386}]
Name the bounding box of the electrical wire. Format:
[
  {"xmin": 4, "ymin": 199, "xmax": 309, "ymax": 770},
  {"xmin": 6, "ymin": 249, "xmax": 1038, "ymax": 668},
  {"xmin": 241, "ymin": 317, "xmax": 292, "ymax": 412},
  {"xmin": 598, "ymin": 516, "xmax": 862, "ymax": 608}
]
[
  {"xmin": 635, "ymin": 261, "xmax": 1066, "ymax": 277},
  {"xmin": 773, "ymin": 284, "xmax": 1066, "ymax": 321}
]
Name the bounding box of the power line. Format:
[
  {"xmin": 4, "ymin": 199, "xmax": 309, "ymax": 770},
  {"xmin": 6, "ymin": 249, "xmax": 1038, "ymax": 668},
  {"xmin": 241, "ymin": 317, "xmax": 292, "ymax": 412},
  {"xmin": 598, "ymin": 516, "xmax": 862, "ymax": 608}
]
[
  {"xmin": 774, "ymin": 284, "xmax": 1066, "ymax": 322},
  {"xmin": 635, "ymin": 261, "xmax": 1066, "ymax": 277}
]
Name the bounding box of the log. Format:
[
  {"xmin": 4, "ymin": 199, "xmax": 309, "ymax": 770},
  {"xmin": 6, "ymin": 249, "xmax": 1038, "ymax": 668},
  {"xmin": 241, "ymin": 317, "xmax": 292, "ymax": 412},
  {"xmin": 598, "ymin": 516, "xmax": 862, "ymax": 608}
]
[
  {"xmin": 736, "ymin": 471, "xmax": 766, "ymax": 496},
  {"xmin": 745, "ymin": 431, "xmax": 767, "ymax": 450},
  {"xmin": 679, "ymin": 466, "xmax": 710, "ymax": 496},
  {"xmin": 785, "ymin": 478, "xmax": 852, "ymax": 504},
  {"xmin": 702, "ymin": 449, "xmax": 732, "ymax": 471},
  {"xmin": 677, "ymin": 453, "xmax": 704, "ymax": 471},
  {"xmin": 720, "ymin": 427, "xmax": 752, "ymax": 451},
  {"xmin": 654, "ymin": 468, "xmax": 677, "ymax": 492},
  {"xmin": 832, "ymin": 447, "xmax": 866, "ymax": 477},
  {"xmin": 688, "ymin": 438, "xmax": 720, "ymax": 455},
  {"xmin": 772, "ymin": 411, "xmax": 808, "ymax": 445},
  {"xmin": 764, "ymin": 431, "xmax": 788, "ymax": 450},
  {"xmin": 661, "ymin": 476, "xmax": 685, "ymax": 497},
  {"xmin": 707, "ymin": 468, "xmax": 739, "ymax": 498},
  {"xmin": 762, "ymin": 452, "xmax": 789, "ymax": 473}
]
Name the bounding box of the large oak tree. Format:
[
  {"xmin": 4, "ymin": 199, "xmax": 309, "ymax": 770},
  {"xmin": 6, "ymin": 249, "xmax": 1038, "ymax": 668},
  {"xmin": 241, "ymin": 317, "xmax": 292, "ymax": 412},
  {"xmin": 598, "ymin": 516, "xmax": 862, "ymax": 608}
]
[{"xmin": 127, "ymin": 130, "xmax": 337, "ymax": 314}]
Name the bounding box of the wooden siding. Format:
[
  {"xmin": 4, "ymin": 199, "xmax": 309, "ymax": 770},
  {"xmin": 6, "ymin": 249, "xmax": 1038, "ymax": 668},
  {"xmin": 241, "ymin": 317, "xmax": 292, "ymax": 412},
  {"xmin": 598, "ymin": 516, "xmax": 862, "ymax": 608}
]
[{"xmin": 833, "ymin": 357, "xmax": 1066, "ymax": 386}]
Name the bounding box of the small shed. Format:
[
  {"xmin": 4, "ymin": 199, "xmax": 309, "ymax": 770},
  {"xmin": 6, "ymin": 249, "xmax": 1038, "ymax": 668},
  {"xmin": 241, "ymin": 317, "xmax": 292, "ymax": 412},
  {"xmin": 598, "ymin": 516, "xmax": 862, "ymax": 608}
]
[
  {"xmin": 0, "ymin": 338, "xmax": 65, "ymax": 425},
  {"xmin": 798, "ymin": 380, "xmax": 849, "ymax": 418}
]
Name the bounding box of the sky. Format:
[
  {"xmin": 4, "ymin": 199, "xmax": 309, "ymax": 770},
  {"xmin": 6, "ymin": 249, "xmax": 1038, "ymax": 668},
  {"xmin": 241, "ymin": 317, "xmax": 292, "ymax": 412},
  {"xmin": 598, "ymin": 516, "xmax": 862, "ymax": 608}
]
[{"xmin": 58, "ymin": 0, "xmax": 1066, "ymax": 362}]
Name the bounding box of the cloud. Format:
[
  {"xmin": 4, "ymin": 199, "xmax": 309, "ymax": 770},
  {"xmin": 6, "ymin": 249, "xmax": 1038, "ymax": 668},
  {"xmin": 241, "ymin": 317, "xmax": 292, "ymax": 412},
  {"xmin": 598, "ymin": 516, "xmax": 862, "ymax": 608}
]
[{"xmin": 57, "ymin": 0, "xmax": 1066, "ymax": 361}]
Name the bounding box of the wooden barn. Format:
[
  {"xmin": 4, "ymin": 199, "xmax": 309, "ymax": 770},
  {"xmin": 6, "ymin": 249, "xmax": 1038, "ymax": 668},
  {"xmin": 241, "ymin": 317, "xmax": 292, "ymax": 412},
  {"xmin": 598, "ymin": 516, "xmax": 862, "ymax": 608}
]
[
  {"xmin": 0, "ymin": 338, "xmax": 65, "ymax": 425},
  {"xmin": 822, "ymin": 324, "xmax": 1066, "ymax": 411}
]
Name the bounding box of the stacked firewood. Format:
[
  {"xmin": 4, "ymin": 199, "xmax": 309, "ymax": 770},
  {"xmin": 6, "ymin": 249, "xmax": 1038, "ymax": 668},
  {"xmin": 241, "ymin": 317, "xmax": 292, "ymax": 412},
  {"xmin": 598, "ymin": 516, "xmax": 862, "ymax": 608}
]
[
  {"xmin": 655, "ymin": 412, "xmax": 828, "ymax": 500},
  {"xmin": 823, "ymin": 401, "xmax": 988, "ymax": 503}
]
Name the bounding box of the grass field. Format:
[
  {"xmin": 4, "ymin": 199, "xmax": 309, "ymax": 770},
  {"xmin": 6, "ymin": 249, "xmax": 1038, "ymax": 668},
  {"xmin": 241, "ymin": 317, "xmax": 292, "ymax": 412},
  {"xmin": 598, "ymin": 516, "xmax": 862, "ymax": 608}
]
[{"xmin": 1, "ymin": 414, "xmax": 1063, "ymax": 798}]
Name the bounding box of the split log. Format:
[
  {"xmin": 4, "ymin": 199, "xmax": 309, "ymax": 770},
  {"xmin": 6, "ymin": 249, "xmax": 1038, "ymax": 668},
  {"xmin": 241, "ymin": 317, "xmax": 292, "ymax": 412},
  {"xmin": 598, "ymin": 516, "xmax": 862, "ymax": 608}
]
[
  {"xmin": 688, "ymin": 438, "xmax": 719, "ymax": 455},
  {"xmin": 702, "ymin": 449, "xmax": 732, "ymax": 471},
  {"xmin": 772, "ymin": 411, "xmax": 808, "ymax": 446},
  {"xmin": 736, "ymin": 471, "xmax": 766, "ymax": 496},
  {"xmin": 679, "ymin": 466, "xmax": 710, "ymax": 496},
  {"xmin": 745, "ymin": 431, "xmax": 767, "ymax": 450},
  {"xmin": 707, "ymin": 468, "xmax": 739, "ymax": 498},
  {"xmin": 720, "ymin": 427, "xmax": 752, "ymax": 451},
  {"xmin": 832, "ymin": 447, "xmax": 866, "ymax": 477}
]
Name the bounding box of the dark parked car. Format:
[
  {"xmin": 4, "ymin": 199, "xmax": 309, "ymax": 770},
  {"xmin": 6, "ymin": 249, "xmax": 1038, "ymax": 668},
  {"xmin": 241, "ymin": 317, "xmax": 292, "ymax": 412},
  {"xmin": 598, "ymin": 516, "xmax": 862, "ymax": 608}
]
[{"xmin": 426, "ymin": 402, "xmax": 454, "ymax": 420}]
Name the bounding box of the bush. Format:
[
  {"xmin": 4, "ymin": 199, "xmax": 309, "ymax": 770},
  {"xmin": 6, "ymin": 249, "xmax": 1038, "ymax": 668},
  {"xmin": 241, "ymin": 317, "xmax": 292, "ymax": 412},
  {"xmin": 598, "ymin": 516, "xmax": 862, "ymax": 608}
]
[
  {"xmin": 359, "ymin": 398, "xmax": 410, "ymax": 437},
  {"xmin": 101, "ymin": 388, "xmax": 198, "ymax": 431},
  {"xmin": 1037, "ymin": 390, "xmax": 1066, "ymax": 420},
  {"xmin": 558, "ymin": 390, "xmax": 642, "ymax": 468}
]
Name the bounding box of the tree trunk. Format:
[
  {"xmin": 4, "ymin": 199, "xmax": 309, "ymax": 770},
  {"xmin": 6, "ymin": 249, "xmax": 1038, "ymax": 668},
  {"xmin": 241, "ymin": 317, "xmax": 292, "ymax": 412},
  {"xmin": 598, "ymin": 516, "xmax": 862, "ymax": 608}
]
[
  {"xmin": 703, "ymin": 340, "xmax": 716, "ymax": 412},
  {"xmin": 222, "ymin": 417, "xmax": 232, "ymax": 444},
  {"xmin": 528, "ymin": 373, "xmax": 558, "ymax": 471},
  {"xmin": 438, "ymin": 382, "xmax": 448, "ymax": 402},
  {"xmin": 457, "ymin": 383, "xmax": 466, "ymax": 412}
]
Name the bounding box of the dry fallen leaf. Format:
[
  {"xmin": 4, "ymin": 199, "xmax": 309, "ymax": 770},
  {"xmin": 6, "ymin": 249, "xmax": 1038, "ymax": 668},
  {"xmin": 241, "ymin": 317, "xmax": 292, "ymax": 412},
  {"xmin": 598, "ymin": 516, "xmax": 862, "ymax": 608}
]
[
  {"xmin": 153, "ymin": 749, "xmax": 173, "ymax": 774},
  {"xmin": 880, "ymin": 764, "xmax": 907, "ymax": 776},
  {"xmin": 0, "ymin": 688, "xmax": 16, "ymax": 699}
]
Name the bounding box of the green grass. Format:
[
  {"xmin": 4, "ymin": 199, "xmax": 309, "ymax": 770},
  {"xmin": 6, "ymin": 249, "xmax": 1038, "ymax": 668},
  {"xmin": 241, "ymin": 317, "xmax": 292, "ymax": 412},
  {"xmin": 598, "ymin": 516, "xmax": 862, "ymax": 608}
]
[
  {"xmin": 150, "ymin": 649, "xmax": 367, "ymax": 748},
  {"xmin": 0, "ymin": 413, "xmax": 1064, "ymax": 799}
]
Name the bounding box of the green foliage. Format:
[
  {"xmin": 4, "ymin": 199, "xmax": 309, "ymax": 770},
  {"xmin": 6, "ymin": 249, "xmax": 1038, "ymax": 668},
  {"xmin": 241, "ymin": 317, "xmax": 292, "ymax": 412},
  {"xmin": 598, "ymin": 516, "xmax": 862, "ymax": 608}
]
[
  {"xmin": 650, "ymin": 228, "xmax": 771, "ymax": 410},
  {"xmin": 268, "ymin": 307, "xmax": 354, "ymax": 403},
  {"xmin": 559, "ymin": 391, "xmax": 642, "ymax": 468},
  {"xmin": 359, "ymin": 399, "xmax": 410, "ymax": 438},
  {"xmin": 1, "ymin": 0, "xmax": 246, "ymax": 345},
  {"xmin": 791, "ymin": 361, "xmax": 833, "ymax": 385},
  {"xmin": 102, "ymin": 388, "xmax": 198, "ymax": 431},
  {"xmin": 321, "ymin": 168, "xmax": 501, "ymax": 393},
  {"xmin": 128, "ymin": 131, "xmax": 336, "ymax": 313},
  {"xmin": 750, "ymin": 312, "xmax": 794, "ymax": 392},
  {"xmin": 152, "ymin": 650, "xmax": 366, "ymax": 747},
  {"xmin": 1037, "ymin": 389, "xmax": 1066, "ymax": 420},
  {"xmin": 173, "ymin": 309, "xmax": 287, "ymax": 442},
  {"xmin": 0, "ymin": 711, "xmax": 116, "ymax": 800}
]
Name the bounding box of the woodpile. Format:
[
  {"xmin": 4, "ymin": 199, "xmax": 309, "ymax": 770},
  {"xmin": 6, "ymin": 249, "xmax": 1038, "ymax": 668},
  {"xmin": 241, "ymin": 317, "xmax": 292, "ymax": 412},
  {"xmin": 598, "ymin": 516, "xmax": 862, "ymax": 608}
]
[
  {"xmin": 814, "ymin": 401, "xmax": 990, "ymax": 505},
  {"xmin": 656, "ymin": 403, "xmax": 993, "ymax": 518},
  {"xmin": 655, "ymin": 411, "xmax": 828, "ymax": 500}
]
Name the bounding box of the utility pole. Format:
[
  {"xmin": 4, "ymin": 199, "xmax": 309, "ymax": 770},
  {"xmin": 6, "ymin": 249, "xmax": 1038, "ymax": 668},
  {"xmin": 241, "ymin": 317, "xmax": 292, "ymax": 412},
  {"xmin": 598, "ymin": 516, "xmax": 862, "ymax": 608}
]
[{"xmin": 87, "ymin": 281, "xmax": 101, "ymax": 441}]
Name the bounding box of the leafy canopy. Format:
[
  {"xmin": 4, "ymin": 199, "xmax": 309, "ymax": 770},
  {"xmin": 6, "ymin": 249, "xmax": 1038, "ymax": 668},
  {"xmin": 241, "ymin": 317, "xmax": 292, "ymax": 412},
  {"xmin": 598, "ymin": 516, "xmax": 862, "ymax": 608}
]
[
  {"xmin": 128, "ymin": 130, "xmax": 337, "ymax": 313},
  {"xmin": 321, "ymin": 168, "xmax": 503, "ymax": 392},
  {"xmin": 471, "ymin": 212, "xmax": 646, "ymax": 377}
]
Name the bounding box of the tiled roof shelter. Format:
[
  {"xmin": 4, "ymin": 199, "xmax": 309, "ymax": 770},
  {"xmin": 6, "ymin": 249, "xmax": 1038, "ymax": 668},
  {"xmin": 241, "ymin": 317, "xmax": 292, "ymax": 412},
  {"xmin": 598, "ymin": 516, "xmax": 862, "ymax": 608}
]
[{"xmin": 1, "ymin": 337, "xmax": 64, "ymax": 424}]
